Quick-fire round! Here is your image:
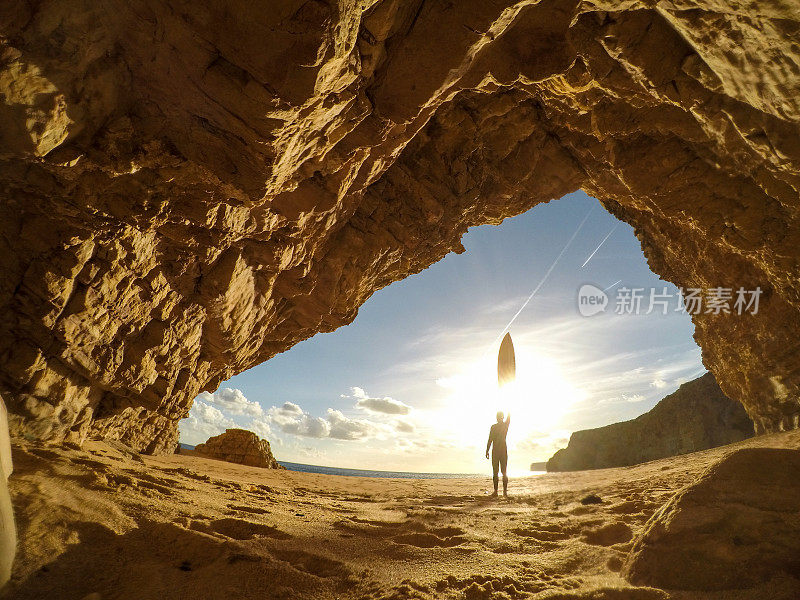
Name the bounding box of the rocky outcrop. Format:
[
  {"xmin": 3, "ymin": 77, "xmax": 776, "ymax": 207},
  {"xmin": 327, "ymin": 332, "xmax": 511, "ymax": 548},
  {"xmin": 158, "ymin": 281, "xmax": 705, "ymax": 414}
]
[
  {"xmin": 193, "ymin": 428, "xmax": 283, "ymax": 469},
  {"xmin": 624, "ymin": 447, "xmax": 800, "ymax": 590},
  {"xmin": 1, "ymin": 1, "xmax": 799, "ymax": 452},
  {"xmin": 547, "ymin": 373, "xmax": 753, "ymax": 471}
]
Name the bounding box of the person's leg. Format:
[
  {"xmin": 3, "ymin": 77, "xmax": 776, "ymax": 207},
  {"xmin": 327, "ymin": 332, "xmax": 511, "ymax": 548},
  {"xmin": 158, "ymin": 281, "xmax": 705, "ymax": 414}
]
[
  {"xmin": 500, "ymin": 452, "xmax": 508, "ymax": 496},
  {"xmin": 491, "ymin": 453, "xmax": 499, "ymax": 495}
]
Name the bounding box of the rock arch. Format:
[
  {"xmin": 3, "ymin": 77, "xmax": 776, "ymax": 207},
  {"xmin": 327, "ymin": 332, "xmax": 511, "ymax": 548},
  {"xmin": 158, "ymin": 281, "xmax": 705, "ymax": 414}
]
[{"xmin": 0, "ymin": 0, "xmax": 798, "ymax": 453}]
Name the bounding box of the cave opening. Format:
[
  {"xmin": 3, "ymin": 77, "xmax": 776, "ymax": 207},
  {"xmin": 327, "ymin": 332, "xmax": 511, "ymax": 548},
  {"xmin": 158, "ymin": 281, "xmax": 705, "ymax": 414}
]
[
  {"xmin": 181, "ymin": 190, "xmax": 711, "ymax": 475},
  {"xmin": 2, "ymin": 0, "xmax": 799, "ymax": 594}
]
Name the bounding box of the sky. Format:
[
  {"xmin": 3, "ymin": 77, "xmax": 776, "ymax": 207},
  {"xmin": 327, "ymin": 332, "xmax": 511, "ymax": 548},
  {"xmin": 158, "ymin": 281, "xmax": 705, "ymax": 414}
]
[{"xmin": 179, "ymin": 191, "xmax": 706, "ymax": 474}]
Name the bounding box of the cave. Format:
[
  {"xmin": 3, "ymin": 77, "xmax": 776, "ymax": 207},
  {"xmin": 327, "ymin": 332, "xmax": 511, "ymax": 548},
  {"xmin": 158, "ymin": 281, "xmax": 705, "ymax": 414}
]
[
  {"xmin": 1, "ymin": 0, "xmax": 798, "ymax": 456},
  {"xmin": 1, "ymin": 0, "xmax": 799, "ymax": 596}
]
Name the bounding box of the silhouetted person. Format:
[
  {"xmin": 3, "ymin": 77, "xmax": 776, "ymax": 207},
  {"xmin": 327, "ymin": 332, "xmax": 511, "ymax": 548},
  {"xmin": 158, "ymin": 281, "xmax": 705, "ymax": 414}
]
[{"xmin": 486, "ymin": 411, "xmax": 510, "ymax": 497}]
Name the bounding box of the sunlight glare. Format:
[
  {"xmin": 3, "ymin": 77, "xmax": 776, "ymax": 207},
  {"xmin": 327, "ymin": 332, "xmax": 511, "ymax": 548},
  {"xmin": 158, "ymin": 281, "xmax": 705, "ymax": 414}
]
[{"xmin": 434, "ymin": 342, "xmax": 586, "ymax": 453}]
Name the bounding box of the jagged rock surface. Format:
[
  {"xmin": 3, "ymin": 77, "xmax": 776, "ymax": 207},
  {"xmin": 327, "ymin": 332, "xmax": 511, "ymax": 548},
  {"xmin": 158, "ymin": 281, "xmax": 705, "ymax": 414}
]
[
  {"xmin": 547, "ymin": 373, "xmax": 754, "ymax": 471},
  {"xmin": 0, "ymin": 1, "xmax": 799, "ymax": 452},
  {"xmin": 623, "ymin": 447, "xmax": 800, "ymax": 590},
  {"xmin": 193, "ymin": 428, "xmax": 283, "ymax": 469}
]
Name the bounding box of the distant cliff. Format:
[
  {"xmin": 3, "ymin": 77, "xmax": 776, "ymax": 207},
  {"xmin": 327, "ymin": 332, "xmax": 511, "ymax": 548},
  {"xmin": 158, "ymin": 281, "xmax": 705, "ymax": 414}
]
[{"xmin": 547, "ymin": 374, "xmax": 754, "ymax": 472}]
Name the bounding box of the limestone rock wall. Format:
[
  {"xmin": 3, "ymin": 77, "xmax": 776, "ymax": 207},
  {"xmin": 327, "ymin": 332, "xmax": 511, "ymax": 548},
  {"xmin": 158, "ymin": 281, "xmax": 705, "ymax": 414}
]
[
  {"xmin": 1, "ymin": 0, "xmax": 799, "ymax": 452},
  {"xmin": 194, "ymin": 428, "xmax": 283, "ymax": 469},
  {"xmin": 546, "ymin": 373, "xmax": 754, "ymax": 472}
]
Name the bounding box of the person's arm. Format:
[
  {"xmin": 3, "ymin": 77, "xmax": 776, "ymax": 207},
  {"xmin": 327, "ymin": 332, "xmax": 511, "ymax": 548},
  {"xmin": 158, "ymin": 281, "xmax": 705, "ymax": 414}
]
[{"xmin": 485, "ymin": 429, "xmax": 493, "ymax": 459}]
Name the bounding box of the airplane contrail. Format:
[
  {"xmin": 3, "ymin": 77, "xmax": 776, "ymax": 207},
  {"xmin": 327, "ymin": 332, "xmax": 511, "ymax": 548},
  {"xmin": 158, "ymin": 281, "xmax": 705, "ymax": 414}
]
[
  {"xmin": 487, "ymin": 206, "xmax": 595, "ymax": 352},
  {"xmin": 603, "ymin": 279, "xmax": 622, "ymax": 292},
  {"xmin": 580, "ymin": 224, "xmax": 618, "ymax": 268}
]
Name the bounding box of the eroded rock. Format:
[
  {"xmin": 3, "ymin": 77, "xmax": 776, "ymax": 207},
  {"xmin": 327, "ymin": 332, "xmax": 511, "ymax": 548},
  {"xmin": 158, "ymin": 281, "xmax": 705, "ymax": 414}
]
[
  {"xmin": 0, "ymin": 1, "xmax": 798, "ymax": 452},
  {"xmin": 194, "ymin": 428, "xmax": 283, "ymax": 469},
  {"xmin": 623, "ymin": 447, "xmax": 800, "ymax": 590}
]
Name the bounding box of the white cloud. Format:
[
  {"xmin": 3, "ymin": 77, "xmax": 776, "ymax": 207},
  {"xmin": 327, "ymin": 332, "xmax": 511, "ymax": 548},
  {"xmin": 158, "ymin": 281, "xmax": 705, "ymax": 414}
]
[
  {"xmin": 350, "ymin": 387, "xmax": 368, "ymax": 399},
  {"xmin": 183, "ymin": 388, "xmax": 397, "ymax": 447},
  {"xmin": 180, "ymin": 389, "xmax": 273, "ymax": 447},
  {"xmin": 597, "ymin": 393, "xmax": 646, "ymax": 405},
  {"xmin": 265, "ymin": 400, "xmax": 389, "ymax": 441},
  {"xmin": 179, "ymin": 400, "xmax": 236, "ymax": 445},
  {"xmin": 395, "ymin": 420, "xmax": 415, "ymax": 433},
  {"xmin": 650, "ymin": 378, "xmax": 667, "ymax": 389},
  {"xmin": 269, "ymin": 404, "xmax": 330, "ymax": 438},
  {"xmin": 248, "ymin": 417, "xmax": 274, "ymax": 441},
  {"xmin": 277, "ymin": 402, "xmax": 303, "ymax": 416},
  {"xmin": 344, "ymin": 386, "xmax": 413, "ymax": 415},
  {"xmin": 327, "ymin": 409, "xmax": 383, "ymax": 440},
  {"xmin": 356, "ymin": 396, "xmax": 412, "ymax": 415},
  {"xmin": 196, "ymin": 388, "xmax": 264, "ymax": 418}
]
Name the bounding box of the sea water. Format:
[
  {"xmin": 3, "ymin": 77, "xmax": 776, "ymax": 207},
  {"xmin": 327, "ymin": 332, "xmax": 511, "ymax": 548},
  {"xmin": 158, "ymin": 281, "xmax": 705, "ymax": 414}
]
[
  {"xmin": 278, "ymin": 462, "xmax": 482, "ymax": 479},
  {"xmin": 180, "ymin": 444, "xmax": 543, "ymax": 479},
  {"xmin": 279, "ymin": 462, "xmax": 545, "ymax": 479}
]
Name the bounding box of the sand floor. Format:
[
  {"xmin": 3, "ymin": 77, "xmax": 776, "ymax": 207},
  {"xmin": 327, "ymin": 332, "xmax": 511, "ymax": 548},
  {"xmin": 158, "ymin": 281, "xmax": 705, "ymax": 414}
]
[{"xmin": 3, "ymin": 430, "xmax": 800, "ymax": 600}]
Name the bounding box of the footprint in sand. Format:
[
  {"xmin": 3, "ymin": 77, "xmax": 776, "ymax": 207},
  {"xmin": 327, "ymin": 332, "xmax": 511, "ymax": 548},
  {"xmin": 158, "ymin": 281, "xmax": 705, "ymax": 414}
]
[
  {"xmin": 272, "ymin": 550, "xmax": 347, "ymax": 578},
  {"xmin": 204, "ymin": 518, "xmax": 291, "ymax": 540},
  {"xmin": 70, "ymin": 457, "xmax": 110, "ymax": 471},
  {"xmin": 433, "ymin": 573, "xmax": 583, "ymax": 597},
  {"xmin": 391, "ymin": 525, "xmax": 467, "ymax": 548},
  {"xmin": 333, "ymin": 517, "xmax": 404, "ymax": 538},
  {"xmin": 581, "ymin": 521, "xmax": 633, "ymax": 546},
  {"xmin": 511, "ymin": 523, "xmax": 578, "ymax": 542},
  {"xmin": 608, "ymin": 499, "xmax": 649, "ymax": 515},
  {"xmin": 226, "ymin": 503, "xmax": 270, "ymax": 515},
  {"xmin": 100, "ymin": 470, "xmax": 176, "ymax": 496},
  {"xmin": 26, "ymin": 447, "xmax": 65, "ymax": 462},
  {"xmin": 124, "ymin": 469, "xmax": 183, "ymax": 488},
  {"xmin": 392, "ymin": 532, "xmax": 467, "ymax": 548},
  {"xmin": 165, "ymin": 467, "xmax": 212, "ymax": 483}
]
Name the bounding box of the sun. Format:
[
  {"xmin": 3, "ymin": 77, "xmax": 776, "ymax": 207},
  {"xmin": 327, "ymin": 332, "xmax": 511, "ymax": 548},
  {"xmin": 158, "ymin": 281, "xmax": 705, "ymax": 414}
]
[{"xmin": 434, "ymin": 341, "xmax": 585, "ymax": 452}]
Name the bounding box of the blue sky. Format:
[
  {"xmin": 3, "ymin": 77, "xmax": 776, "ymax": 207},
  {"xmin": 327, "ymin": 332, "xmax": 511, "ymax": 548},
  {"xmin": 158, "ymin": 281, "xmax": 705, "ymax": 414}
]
[{"xmin": 180, "ymin": 191, "xmax": 706, "ymax": 473}]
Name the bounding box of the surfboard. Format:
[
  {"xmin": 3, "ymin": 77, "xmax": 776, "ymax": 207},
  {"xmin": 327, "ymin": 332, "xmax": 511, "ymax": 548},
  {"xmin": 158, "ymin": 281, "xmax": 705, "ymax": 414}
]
[{"xmin": 498, "ymin": 332, "xmax": 516, "ymax": 388}]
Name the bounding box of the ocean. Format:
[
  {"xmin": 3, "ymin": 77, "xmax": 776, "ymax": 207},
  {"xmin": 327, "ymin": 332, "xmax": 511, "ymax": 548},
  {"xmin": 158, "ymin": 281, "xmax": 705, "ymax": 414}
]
[
  {"xmin": 278, "ymin": 461, "xmax": 483, "ymax": 479},
  {"xmin": 179, "ymin": 444, "xmax": 541, "ymax": 479}
]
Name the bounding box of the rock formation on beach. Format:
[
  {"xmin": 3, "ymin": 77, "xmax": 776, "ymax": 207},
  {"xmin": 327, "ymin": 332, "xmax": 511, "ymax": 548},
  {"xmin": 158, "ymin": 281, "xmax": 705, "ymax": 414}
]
[
  {"xmin": 547, "ymin": 373, "xmax": 754, "ymax": 472},
  {"xmin": 624, "ymin": 447, "xmax": 800, "ymax": 591},
  {"xmin": 193, "ymin": 428, "xmax": 283, "ymax": 469},
  {"xmin": 1, "ymin": 1, "xmax": 799, "ymax": 452}
]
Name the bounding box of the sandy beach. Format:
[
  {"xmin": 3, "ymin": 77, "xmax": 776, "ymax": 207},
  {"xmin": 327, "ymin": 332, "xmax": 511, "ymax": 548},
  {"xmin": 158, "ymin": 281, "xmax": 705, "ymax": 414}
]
[{"xmin": 4, "ymin": 430, "xmax": 799, "ymax": 600}]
